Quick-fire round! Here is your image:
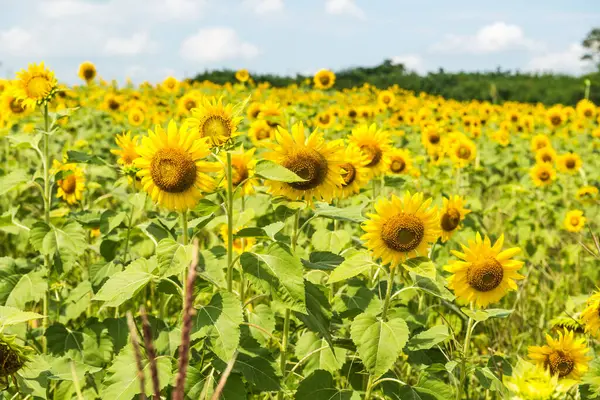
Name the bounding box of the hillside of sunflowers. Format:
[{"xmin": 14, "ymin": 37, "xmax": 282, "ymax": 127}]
[{"xmin": 0, "ymin": 61, "xmax": 599, "ymax": 400}]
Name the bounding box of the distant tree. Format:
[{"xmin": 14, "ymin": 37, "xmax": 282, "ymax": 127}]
[{"xmin": 581, "ymin": 28, "xmax": 600, "ymax": 71}]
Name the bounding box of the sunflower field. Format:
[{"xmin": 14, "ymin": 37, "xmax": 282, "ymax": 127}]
[{"xmin": 0, "ymin": 62, "xmax": 599, "ymax": 400}]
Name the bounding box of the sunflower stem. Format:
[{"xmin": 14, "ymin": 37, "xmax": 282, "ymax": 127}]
[
  {"xmin": 42, "ymin": 103, "xmax": 51, "ymax": 353},
  {"xmin": 458, "ymin": 304, "xmax": 475, "ymax": 400},
  {"xmin": 226, "ymin": 152, "xmax": 234, "ymax": 293},
  {"xmin": 180, "ymin": 210, "xmax": 189, "ymax": 304},
  {"xmin": 381, "ymin": 265, "xmax": 397, "ymax": 322}
]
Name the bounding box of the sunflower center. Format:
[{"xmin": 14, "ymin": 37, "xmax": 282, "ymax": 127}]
[
  {"xmin": 232, "ymin": 165, "xmax": 249, "ymax": 187},
  {"xmin": 150, "ymin": 147, "xmax": 197, "ymax": 193},
  {"xmin": 382, "ymin": 95, "xmax": 391, "ymax": 104},
  {"xmin": 340, "ymin": 163, "xmax": 356, "ymax": 186},
  {"xmin": 429, "ymin": 133, "xmax": 440, "ymax": 144},
  {"xmin": 319, "ymin": 76, "xmax": 331, "ymax": 86},
  {"xmin": 282, "ymin": 148, "xmax": 329, "ymax": 191},
  {"xmin": 348, "ymin": 110, "xmax": 357, "ymax": 118},
  {"xmin": 457, "ymin": 145, "xmax": 471, "ymax": 159},
  {"xmin": 256, "ymin": 127, "xmax": 270, "ymax": 140},
  {"xmin": 202, "ymin": 116, "xmax": 231, "ymax": 141},
  {"xmin": 60, "ymin": 174, "xmax": 77, "ymax": 195},
  {"xmin": 466, "ymin": 258, "xmax": 504, "ymax": 292},
  {"xmin": 390, "ymin": 159, "xmax": 406, "ymax": 173},
  {"xmin": 109, "ymin": 99, "xmax": 120, "ymax": 111},
  {"xmin": 539, "ymin": 171, "xmax": 550, "ymax": 181},
  {"xmin": 550, "ymin": 115, "xmax": 562, "ymax": 126},
  {"xmin": 542, "ymin": 154, "xmax": 552, "ymax": 162},
  {"xmin": 570, "ymin": 216, "xmax": 580, "ymax": 226},
  {"xmin": 133, "ymin": 114, "xmax": 140, "ymax": 122},
  {"xmin": 83, "ymin": 67, "xmax": 95, "ymax": 80},
  {"xmin": 319, "ymin": 114, "xmax": 330, "ymax": 124},
  {"xmin": 381, "ymin": 214, "xmax": 425, "ymax": 253},
  {"xmin": 584, "ymin": 109, "xmax": 592, "ymax": 117},
  {"xmin": 441, "ymin": 208, "xmax": 461, "ymax": 232},
  {"xmin": 565, "ymin": 159, "xmax": 576, "ymax": 169},
  {"xmin": 26, "ymin": 76, "xmax": 51, "ymax": 99},
  {"xmin": 9, "ymin": 98, "xmax": 25, "ymax": 114},
  {"xmin": 360, "ymin": 144, "xmax": 382, "ymax": 167},
  {"xmin": 547, "ymin": 351, "xmax": 574, "ymax": 378},
  {"xmin": 185, "ymin": 100, "xmax": 196, "ymax": 111}
]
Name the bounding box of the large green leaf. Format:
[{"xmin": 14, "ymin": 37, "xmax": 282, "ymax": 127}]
[
  {"xmin": 295, "ymin": 281, "xmax": 332, "ymax": 346},
  {"xmin": 5, "ymin": 269, "xmax": 47, "ymax": 309},
  {"xmin": 312, "ymin": 229, "xmax": 351, "ymax": 254},
  {"xmin": 407, "ymin": 325, "xmax": 450, "ymax": 351},
  {"xmin": 295, "ymin": 332, "xmax": 346, "ymax": 376},
  {"xmin": 328, "ymin": 249, "xmax": 375, "ymax": 283},
  {"xmin": 156, "ymin": 238, "xmax": 193, "ymax": 277},
  {"xmin": 191, "ymin": 291, "xmax": 243, "ymax": 361},
  {"xmin": 240, "ymin": 243, "xmax": 306, "ymax": 313},
  {"xmin": 247, "ymin": 304, "xmax": 275, "ymax": 346},
  {"xmin": 350, "ymin": 314, "xmax": 409, "ymax": 378},
  {"xmin": 295, "ymin": 370, "xmax": 354, "ymax": 400},
  {"xmin": 93, "ymin": 258, "xmax": 156, "ymax": 308},
  {"xmin": 254, "ymin": 159, "xmax": 305, "ymax": 182},
  {"xmin": 0, "ymin": 306, "xmax": 44, "ymax": 329},
  {"xmin": 60, "ymin": 281, "xmax": 93, "ymax": 323},
  {"xmin": 313, "ymin": 202, "xmax": 366, "ymax": 223},
  {"xmin": 0, "ymin": 169, "xmax": 30, "ymax": 196},
  {"xmin": 234, "ymin": 353, "xmax": 280, "ymax": 391},
  {"xmin": 29, "ymin": 221, "xmax": 87, "ymax": 270}
]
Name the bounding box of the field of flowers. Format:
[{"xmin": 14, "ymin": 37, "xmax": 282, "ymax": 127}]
[{"xmin": 0, "ymin": 62, "xmax": 599, "ymax": 400}]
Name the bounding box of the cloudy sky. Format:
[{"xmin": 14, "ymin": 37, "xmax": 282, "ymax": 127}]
[{"xmin": 1, "ymin": 0, "xmax": 598, "ymax": 84}]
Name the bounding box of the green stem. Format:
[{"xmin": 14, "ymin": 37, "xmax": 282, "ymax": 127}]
[
  {"xmin": 381, "ymin": 266, "xmax": 397, "ymax": 321},
  {"xmin": 364, "ymin": 375, "xmax": 375, "ymax": 400},
  {"xmin": 458, "ymin": 308, "xmax": 475, "ymax": 400},
  {"xmin": 42, "ymin": 103, "xmax": 51, "ymax": 353},
  {"xmin": 226, "ymin": 152, "xmax": 234, "ymax": 293},
  {"xmin": 180, "ymin": 210, "xmax": 189, "ymax": 304},
  {"xmin": 122, "ymin": 198, "xmax": 136, "ymax": 262}
]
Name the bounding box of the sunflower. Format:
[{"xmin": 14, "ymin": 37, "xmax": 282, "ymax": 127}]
[
  {"xmin": 128, "ymin": 108, "xmax": 145, "ymax": 127},
  {"xmin": 247, "ymin": 102, "xmax": 262, "ymax": 120},
  {"xmin": 134, "ymin": 120, "xmax": 218, "ymax": 211},
  {"xmin": 546, "ymin": 106, "xmax": 565, "ymax": 129},
  {"xmin": 439, "ymin": 195, "xmax": 470, "ymax": 242},
  {"xmin": 315, "ymin": 110, "xmax": 335, "ymax": 129},
  {"xmin": 78, "ymin": 61, "xmax": 97, "ymax": 83},
  {"xmin": 563, "ymin": 210, "xmax": 585, "ymax": 232},
  {"xmin": 503, "ymin": 358, "xmax": 574, "ymax": 399},
  {"xmin": 235, "ymin": 69, "xmax": 250, "ymax": 83},
  {"xmin": 162, "ymin": 76, "xmax": 179, "ymax": 93},
  {"xmin": 449, "ymin": 139, "xmax": 476, "ymax": 168},
  {"xmin": 445, "ymin": 233, "xmax": 524, "ymax": 308},
  {"xmin": 0, "ymin": 90, "xmax": 28, "ymax": 122},
  {"xmin": 313, "ymin": 69, "xmax": 335, "ymax": 90},
  {"xmin": 220, "ymin": 147, "xmax": 258, "ymax": 196},
  {"xmin": 362, "ymin": 192, "xmax": 440, "ymax": 267},
  {"xmin": 111, "ymin": 132, "xmax": 139, "ymax": 166},
  {"xmin": 576, "ymin": 99, "xmax": 596, "ymax": 120},
  {"xmin": 52, "ymin": 160, "xmax": 86, "ymax": 205},
  {"xmin": 219, "ymin": 225, "xmax": 256, "ymax": 253},
  {"xmin": 103, "ymin": 93, "xmax": 123, "ymax": 113},
  {"xmin": 535, "ymin": 147, "xmax": 556, "ymax": 164},
  {"xmin": 177, "ymin": 92, "xmax": 201, "ymax": 116},
  {"xmin": 263, "ymin": 122, "xmax": 344, "ymax": 203},
  {"xmin": 528, "ymin": 330, "xmax": 592, "ymax": 380},
  {"xmin": 421, "ymin": 125, "xmax": 443, "ymax": 153},
  {"xmin": 530, "ymin": 163, "xmax": 556, "ymax": 187},
  {"xmin": 348, "ymin": 124, "xmax": 391, "ymax": 177},
  {"xmin": 11, "ymin": 62, "xmax": 58, "ymax": 110},
  {"xmin": 531, "ymin": 134, "xmax": 551, "ymax": 152},
  {"xmin": 387, "ymin": 149, "xmax": 413, "ymax": 175},
  {"xmin": 339, "ymin": 143, "xmax": 370, "ymax": 198},
  {"xmin": 248, "ymin": 119, "xmax": 275, "ymax": 147},
  {"xmin": 576, "ymin": 186, "xmax": 599, "ymax": 202},
  {"xmin": 186, "ymin": 97, "xmax": 243, "ymax": 148},
  {"xmin": 581, "ymin": 291, "xmax": 600, "ymax": 337},
  {"xmin": 557, "ymin": 153, "xmax": 582, "ymax": 174},
  {"xmin": 377, "ymin": 90, "xmax": 396, "ymax": 108}
]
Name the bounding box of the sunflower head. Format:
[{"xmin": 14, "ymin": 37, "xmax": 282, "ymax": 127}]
[
  {"xmin": 162, "ymin": 76, "xmax": 180, "ymax": 93},
  {"xmin": 528, "ymin": 329, "xmax": 592, "ymax": 380},
  {"xmin": 531, "ymin": 134, "xmax": 551, "ymax": 152},
  {"xmin": 219, "ymin": 224, "xmax": 256, "ymax": 253},
  {"xmin": 111, "ymin": 131, "xmax": 140, "ymax": 166},
  {"xmin": 53, "ymin": 160, "xmax": 86, "ymax": 205},
  {"xmin": 530, "ymin": 163, "xmax": 556, "ymax": 187},
  {"xmin": 563, "ymin": 210, "xmax": 585, "ymax": 232},
  {"xmin": 248, "ymin": 119, "xmax": 275, "ymax": 146},
  {"xmin": 0, "ymin": 333, "xmax": 31, "ymax": 379},
  {"xmin": 503, "ymin": 358, "xmax": 574, "ymax": 399},
  {"xmin": 78, "ymin": 61, "xmax": 97, "ymax": 82},
  {"xmin": 450, "ymin": 139, "xmax": 476, "ymax": 168},
  {"xmin": 178, "ymin": 92, "xmax": 200, "ymax": 116},
  {"xmin": 348, "ymin": 124, "xmax": 392, "ymax": 177},
  {"xmin": 445, "ymin": 233, "xmax": 524, "ymax": 308},
  {"xmin": 387, "ymin": 148, "xmax": 413, "ymax": 175},
  {"xmin": 221, "ymin": 147, "xmax": 257, "ymax": 196},
  {"xmin": 12, "ymin": 62, "xmax": 58, "ymax": 110},
  {"xmin": 546, "ymin": 107, "xmax": 565, "ymax": 129},
  {"xmin": 315, "ymin": 110, "xmax": 335, "ymax": 129},
  {"xmin": 339, "ymin": 143, "xmax": 370, "ymax": 198},
  {"xmin": 581, "ymin": 291, "xmax": 600, "ymax": 338},
  {"xmin": 128, "ymin": 108, "xmax": 145, "ymax": 127},
  {"xmin": 440, "ymin": 195, "xmax": 470, "ymax": 242},
  {"xmin": 377, "ymin": 90, "xmax": 396, "ymax": 108},
  {"xmin": 535, "ymin": 147, "xmax": 556, "ymax": 164},
  {"xmin": 362, "ymin": 192, "xmax": 440, "ymax": 267},
  {"xmin": 186, "ymin": 96, "xmax": 243, "ymax": 148},
  {"xmin": 235, "ymin": 69, "xmax": 250, "ymax": 83},
  {"xmin": 314, "ymin": 69, "xmax": 336, "ymax": 90},
  {"xmin": 576, "ymin": 185, "xmax": 599, "ymax": 203},
  {"xmin": 557, "ymin": 153, "xmax": 582, "ymax": 174}
]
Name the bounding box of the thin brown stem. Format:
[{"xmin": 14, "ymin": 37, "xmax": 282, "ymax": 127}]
[
  {"xmin": 126, "ymin": 312, "xmax": 147, "ymax": 400},
  {"xmin": 140, "ymin": 307, "xmax": 160, "ymax": 399}
]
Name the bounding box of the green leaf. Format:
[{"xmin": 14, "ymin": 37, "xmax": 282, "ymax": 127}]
[
  {"xmin": 100, "ymin": 210, "xmax": 127, "ymax": 235},
  {"xmin": 295, "ymin": 332, "xmax": 346, "ymax": 376},
  {"xmin": 247, "ymin": 304, "xmax": 275, "ymax": 346},
  {"xmin": 302, "ymin": 251, "xmax": 344, "ymax": 271},
  {"xmin": 312, "ymin": 229, "xmax": 351, "ymax": 254},
  {"xmin": 462, "ymin": 308, "xmax": 513, "ymax": 322},
  {"xmin": 240, "ymin": 243, "xmax": 306, "ymax": 313},
  {"xmin": 188, "ymin": 213, "xmax": 216, "ymax": 230},
  {"xmin": 89, "ymin": 261, "xmax": 123, "ymax": 288},
  {"xmin": 391, "ymin": 385, "xmax": 448, "ymax": 400},
  {"xmin": 0, "ymin": 306, "xmax": 44, "ymax": 329},
  {"xmin": 414, "ymin": 276, "xmax": 455, "ymax": 301},
  {"xmin": 404, "ymin": 257, "xmax": 436, "ymax": 279},
  {"xmin": 407, "ymin": 325, "xmax": 450, "ymax": 351},
  {"xmin": 328, "ymin": 250, "xmax": 374, "ymax": 283},
  {"xmin": 5, "ymin": 269, "xmax": 48, "ymax": 309},
  {"xmin": 67, "ymin": 150, "xmax": 109, "ymax": 165},
  {"xmin": 101, "ymin": 344, "xmax": 172, "ymax": 400},
  {"xmin": 384, "ymin": 175, "xmax": 406, "ymax": 188},
  {"xmin": 0, "ymin": 169, "xmax": 30, "ymax": 196},
  {"xmin": 30, "ymin": 221, "xmax": 87, "ymax": 270},
  {"xmin": 475, "ymin": 367, "xmax": 506, "ymax": 394},
  {"xmin": 234, "ymin": 353, "xmax": 280, "ymax": 391},
  {"xmin": 295, "ymin": 370, "xmax": 354, "ymax": 400},
  {"xmin": 350, "ymin": 314, "xmax": 409, "ymax": 378},
  {"xmin": 191, "ymin": 291, "xmax": 243, "ymax": 361},
  {"xmin": 313, "ymin": 202, "xmax": 366, "ymax": 223},
  {"xmin": 234, "ymin": 221, "xmax": 285, "ymax": 241},
  {"xmin": 93, "ymin": 258, "xmax": 155, "ymax": 308},
  {"xmin": 295, "ymin": 281, "xmax": 332, "ymax": 346},
  {"xmin": 156, "ymin": 238, "xmax": 193, "ymax": 277},
  {"xmin": 254, "ymin": 159, "xmax": 306, "ymax": 182},
  {"xmin": 47, "ymin": 356, "xmax": 101, "ymax": 381},
  {"xmin": 8, "ymin": 132, "xmax": 42, "ymax": 150},
  {"xmin": 60, "ymin": 281, "xmax": 93, "ymax": 323},
  {"xmin": 197, "ymin": 249, "xmax": 227, "ymax": 288}
]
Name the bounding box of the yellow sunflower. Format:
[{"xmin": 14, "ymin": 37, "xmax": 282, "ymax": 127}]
[
  {"xmin": 421, "ymin": 125, "xmax": 443, "ymax": 154},
  {"xmin": 263, "ymin": 122, "xmax": 344, "ymax": 204},
  {"xmin": 186, "ymin": 97, "xmax": 243, "ymax": 148},
  {"xmin": 103, "ymin": 93, "xmax": 123, "ymax": 113},
  {"xmin": 377, "ymin": 90, "xmax": 396, "ymax": 108},
  {"xmin": 177, "ymin": 92, "xmax": 201, "ymax": 116},
  {"xmin": 439, "ymin": 195, "xmax": 470, "ymax": 242},
  {"xmin": 445, "ymin": 233, "xmax": 524, "ymax": 308},
  {"xmin": 557, "ymin": 153, "xmax": 582, "ymax": 174},
  {"xmin": 313, "ymin": 69, "xmax": 335, "ymax": 90},
  {"xmin": 128, "ymin": 108, "xmax": 145, "ymax": 127},
  {"xmin": 134, "ymin": 120, "xmax": 218, "ymax": 211},
  {"xmin": 247, "ymin": 102, "xmax": 262, "ymax": 120},
  {"xmin": 576, "ymin": 99, "xmax": 596, "ymax": 120},
  {"xmin": 546, "ymin": 106, "xmax": 565, "ymax": 129},
  {"xmin": 111, "ymin": 132, "xmax": 140, "ymax": 166},
  {"xmin": 339, "ymin": 143, "xmax": 370, "ymax": 199},
  {"xmin": 52, "ymin": 160, "xmax": 86, "ymax": 205},
  {"xmin": 449, "ymin": 139, "xmax": 477, "ymax": 168},
  {"xmin": 235, "ymin": 69, "xmax": 250, "ymax": 83},
  {"xmin": 503, "ymin": 358, "xmax": 575, "ymax": 400},
  {"xmin": 535, "ymin": 147, "xmax": 556, "ymax": 164},
  {"xmin": 12, "ymin": 62, "xmax": 58, "ymax": 110},
  {"xmin": 219, "ymin": 225, "xmax": 256, "ymax": 253},
  {"xmin": 0, "ymin": 90, "xmax": 29, "ymax": 122},
  {"xmin": 348, "ymin": 124, "xmax": 391, "ymax": 177},
  {"xmin": 362, "ymin": 192, "xmax": 440, "ymax": 267},
  {"xmin": 581, "ymin": 291, "xmax": 600, "ymax": 337},
  {"xmin": 248, "ymin": 119, "xmax": 275, "ymax": 147},
  {"xmin": 576, "ymin": 186, "xmax": 599, "ymax": 202},
  {"xmin": 528, "ymin": 330, "xmax": 592, "ymax": 380},
  {"xmin": 387, "ymin": 148, "xmax": 413, "ymax": 175},
  {"xmin": 162, "ymin": 76, "xmax": 179, "ymax": 93},
  {"xmin": 78, "ymin": 61, "xmax": 97, "ymax": 83},
  {"xmin": 531, "ymin": 134, "xmax": 551, "ymax": 152},
  {"xmin": 563, "ymin": 210, "xmax": 585, "ymax": 232},
  {"xmin": 315, "ymin": 110, "xmax": 335, "ymax": 129},
  {"xmin": 220, "ymin": 147, "xmax": 258, "ymax": 196},
  {"xmin": 530, "ymin": 163, "xmax": 556, "ymax": 187}
]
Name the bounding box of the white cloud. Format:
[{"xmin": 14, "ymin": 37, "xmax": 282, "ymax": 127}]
[
  {"xmin": 391, "ymin": 54, "xmax": 425, "ymax": 74},
  {"xmin": 0, "ymin": 28, "xmax": 40, "ymax": 57},
  {"xmin": 525, "ymin": 44, "xmax": 587, "ymax": 74},
  {"xmin": 39, "ymin": 0, "xmax": 103, "ymax": 18},
  {"xmin": 325, "ymin": 0, "xmax": 365, "ymax": 19},
  {"xmin": 104, "ymin": 32, "xmax": 157, "ymax": 56},
  {"xmin": 243, "ymin": 0, "xmax": 284, "ymax": 15},
  {"xmin": 180, "ymin": 27, "xmax": 260, "ymax": 63},
  {"xmin": 431, "ymin": 22, "xmax": 539, "ymax": 54}
]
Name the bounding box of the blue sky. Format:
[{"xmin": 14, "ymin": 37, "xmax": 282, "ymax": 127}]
[{"xmin": 1, "ymin": 0, "xmax": 599, "ymax": 84}]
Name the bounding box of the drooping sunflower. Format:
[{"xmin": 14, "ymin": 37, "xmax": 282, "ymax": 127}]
[
  {"xmin": 235, "ymin": 69, "xmax": 250, "ymax": 83},
  {"xmin": 530, "ymin": 163, "xmax": 556, "ymax": 187},
  {"xmin": 563, "ymin": 210, "xmax": 585, "ymax": 232},
  {"xmin": 11, "ymin": 62, "xmax": 58, "ymax": 110},
  {"xmin": 557, "ymin": 153, "xmax": 582, "ymax": 174},
  {"xmin": 52, "ymin": 160, "xmax": 86, "ymax": 205},
  {"xmin": 111, "ymin": 132, "xmax": 140, "ymax": 166},
  {"xmin": 186, "ymin": 97, "xmax": 243, "ymax": 148},
  {"xmin": 348, "ymin": 124, "xmax": 391, "ymax": 177},
  {"xmin": 377, "ymin": 90, "xmax": 396, "ymax": 108},
  {"xmin": 528, "ymin": 330, "xmax": 592, "ymax": 380},
  {"xmin": 162, "ymin": 76, "xmax": 180, "ymax": 93},
  {"xmin": 439, "ymin": 195, "xmax": 471, "ymax": 242},
  {"xmin": 313, "ymin": 69, "xmax": 336, "ymax": 90},
  {"xmin": 78, "ymin": 61, "xmax": 97, "ymax": 83},
  {"xmin": 248, "ymin": 119, "xmax": 275, "ymax": 147},
  {"xmin": 581, "ymin": 291, "xmax": 600, "ymax": 337},
  {"xmin": 445, "ymin": 233, "xmax": 524, "ymax": 308},
  {"xmin": 362, "ymin": 192, "xmax": 440, "ymax": 267},
  {"xmin": 134, "ymin": 120, "xmax": 218, "ymax": 211},
  {"xmin": 339, "ymin": 143, "xmax": 370, "ymax": 198},
  {"xmin": 531, "ymin": 134, "xmax": 551, "ymax": 152},
  {"xmin": 220, "ymin": 147, "xmax": 258, "ymax": 196},
  {"xmin": 263, "ymin": 122, "xmax": 345, "ymax": 203},
  {"xmin": 576, "ymin": 186, "xmax": 599, "ymax": 203},
  {"xmin": 387, "ymin": 148, "xmax": 413, "ymax": 175},
  {"xmin": 449, "ymin": 139, "xmax": 477, "ymax": 168},
  {"xmin": 128, "ymin": 108, "xmax": 145, "ymax": 127},
  {"xmin": 535, "ymin": 147, "xmax": 556, "ymax": 164}
]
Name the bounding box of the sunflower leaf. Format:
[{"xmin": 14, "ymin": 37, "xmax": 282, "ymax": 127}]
[{"xmin": 254, "ymin": 159, "xmax": 306, "ymax": 182}]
